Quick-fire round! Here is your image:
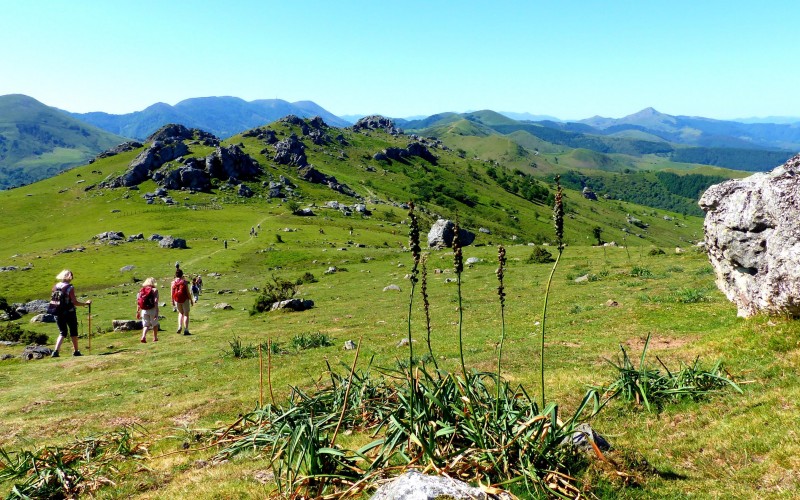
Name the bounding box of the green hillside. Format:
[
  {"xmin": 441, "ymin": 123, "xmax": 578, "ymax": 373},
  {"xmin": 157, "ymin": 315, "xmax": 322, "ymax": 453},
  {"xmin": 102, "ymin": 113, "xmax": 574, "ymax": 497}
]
[
  {"xmin": 0, "ymin": 94, "xmax": 128, "ymax": 189},
  {"xmin": 1, "ymin": 116, "xmax": 799, "ymax": 499}
]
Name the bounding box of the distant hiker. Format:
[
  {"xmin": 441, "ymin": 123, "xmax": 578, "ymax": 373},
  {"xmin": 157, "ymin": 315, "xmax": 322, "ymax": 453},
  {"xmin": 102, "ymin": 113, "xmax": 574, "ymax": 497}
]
[
  {"xmin": 136, "ymin": 277, "xmax": 159, "ymax": 343},
  {"xmin": 48, "ymin": 269, "xmax": 92, "ymax": 357},
  {"xmin": 196, "ymin": 275, "xmax": 203, "ymax": 294},
  {"xmin": 175, "ymin": 261, "xmax": 180, "ymax": 270},
  {"xmin": 191, "ymin": 276, "xmax": 200, "ymax": 302},
  {"xmin": 224, "ymin": 239, "xmax": 228, "ymax": 249},
  {"xmin": 171, "ymin": 268, "xmax": 194, "ymax": 335}
]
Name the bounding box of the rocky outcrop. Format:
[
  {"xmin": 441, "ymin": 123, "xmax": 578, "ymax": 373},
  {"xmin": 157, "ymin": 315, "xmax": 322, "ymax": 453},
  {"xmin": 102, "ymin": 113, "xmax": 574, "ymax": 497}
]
[
  {"xmin": 582, "ymin": 186, "xmax": 598, "ymax": 200},
  {"xmin": 273, "ymin": 133, "xmax": 308, "ymax": 167},
  {"xmin": 700, "ymin": 154, "xmax": 800, "ymax": 317},
  {"xmin": 206, "ymin": 145, "xmax": 262, "ymax": 181},
  {"xmin": 427, "ymin": 219, "xmax": 476, "ymax": 249},
  {"xmin": 297, "ymin": 165, "xmax": 356, "ymax": 197},
  {"xmin": 353, "ymin": 115, "xmax": 402, "ymax": 135},
  {"xmin": 102, "ymin": 141, "xmax": 190, "ymax": 187},
  {"xmin": 158, "ymin": 236, "xmax": 188, "ymax": 249},
  {"xmin": 374, "ymin": 142, "xmax": 437, "ymax": 165},
  {"xmin": 93, "ymin": 141, "xmax": 143, "ymax": 161},
  {"xmin": 146, "ymin": 124, "xmax": 218, "ymax": 145}
]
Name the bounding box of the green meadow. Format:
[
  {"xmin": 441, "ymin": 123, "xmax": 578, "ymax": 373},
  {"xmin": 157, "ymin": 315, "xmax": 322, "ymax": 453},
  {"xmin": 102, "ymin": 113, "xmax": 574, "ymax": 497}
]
[{"xmin": 1, "ymin": 123, "xmax": 798, "ymax": 499}]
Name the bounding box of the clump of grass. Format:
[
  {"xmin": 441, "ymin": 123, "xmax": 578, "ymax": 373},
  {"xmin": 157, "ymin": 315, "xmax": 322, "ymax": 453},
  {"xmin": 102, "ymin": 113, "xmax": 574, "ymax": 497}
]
[
  {"xmin": 527, "ymin": 246, "xmax": 554, "ymax": 264},
  {"xmin": 224, "ymin": 336, "xmax": 285, "ymax": 358},
  {"xmin": 594, "ymin": 333, "xmax": 742, "ymax": 412},
  {"xmin": 672, "ymin": 288, "xmax": 709, "ymax": 304},
  {"xmin": 629, "ymin": 266, "xmax": 654, "ymax": 278},
  {"xmin": 290, "ymin": 332, "xmax": 333, "ymax": 350},
  {"xmin": 0, "ymin": 427, "xmax": 147, "ymax": 498}
]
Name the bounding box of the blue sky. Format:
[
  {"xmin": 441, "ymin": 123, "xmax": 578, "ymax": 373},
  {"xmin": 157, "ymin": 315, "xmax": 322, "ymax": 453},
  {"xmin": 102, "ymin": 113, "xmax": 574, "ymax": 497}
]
[{"xmin": 2, "ymin": 0, "xmax": 798, "ymax": 120}]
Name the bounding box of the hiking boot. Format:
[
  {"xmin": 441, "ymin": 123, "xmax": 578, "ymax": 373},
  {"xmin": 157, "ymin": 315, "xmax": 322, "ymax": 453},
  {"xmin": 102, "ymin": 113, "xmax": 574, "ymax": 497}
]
[
  {"xmin": 73, "ymin": 350, "xmax": 82, "ymax": 357},
  {"xmin": 176, "ymin": 327, "xmax": 182, "ymax": 334},
  {"xmin": 183, "ymin": 330, "xmax": 191, "ymax": 336},
  {"xmin": 51, "ymin": 351, "xmax": 60, "ymax": 358}
]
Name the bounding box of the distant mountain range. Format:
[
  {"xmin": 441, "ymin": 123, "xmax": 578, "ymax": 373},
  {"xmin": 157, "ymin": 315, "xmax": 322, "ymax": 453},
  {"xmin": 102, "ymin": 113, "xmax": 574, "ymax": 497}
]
[
  {"xmin": 3, "ymin": 93, "xmax": 800, "ymax": 191},
  {"xmin": 69, "ymin": 96, "xmax": 351, "ymax": 140}
]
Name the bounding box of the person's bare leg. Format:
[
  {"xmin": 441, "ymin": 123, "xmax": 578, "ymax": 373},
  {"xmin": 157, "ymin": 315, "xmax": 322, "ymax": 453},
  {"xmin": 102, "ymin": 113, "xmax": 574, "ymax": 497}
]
[{"xmin": 153, "ymin": 325, "xmax": 159, "ymax": 342}]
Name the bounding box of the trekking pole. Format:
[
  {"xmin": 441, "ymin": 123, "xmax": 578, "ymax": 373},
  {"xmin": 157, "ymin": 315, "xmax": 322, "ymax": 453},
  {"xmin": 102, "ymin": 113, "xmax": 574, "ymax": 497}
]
[{"xmin": 87, "ymin": 303, "xmax": 92, "ymax": 351}]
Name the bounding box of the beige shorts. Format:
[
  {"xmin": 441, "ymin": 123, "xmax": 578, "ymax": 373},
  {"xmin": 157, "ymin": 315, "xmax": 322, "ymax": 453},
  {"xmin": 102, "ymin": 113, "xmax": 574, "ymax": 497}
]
[
  {"xmin": 142, "ymin": 308, "xmax": 159, "ymax": 328},
  {"xmin": 175, "ymin": 301, "xmax": 191, "ymax": 315}
]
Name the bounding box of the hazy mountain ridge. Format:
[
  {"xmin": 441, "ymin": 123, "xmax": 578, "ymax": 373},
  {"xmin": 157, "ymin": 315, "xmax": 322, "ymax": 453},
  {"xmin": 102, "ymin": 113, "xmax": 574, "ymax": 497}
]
[{"xmin": 70, "ymin": 96, "xmax": 350, "ymax": 140}]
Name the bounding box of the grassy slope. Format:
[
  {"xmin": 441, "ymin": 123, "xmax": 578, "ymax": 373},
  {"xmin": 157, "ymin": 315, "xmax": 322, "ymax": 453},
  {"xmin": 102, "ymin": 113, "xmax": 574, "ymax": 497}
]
[
  {"xmin": 0, "ymin": 94, "xmax": 128, "ymax": 189},
  {"xmin": 2, "ymin": 121, "xmax": 798, "ymax": 498}
]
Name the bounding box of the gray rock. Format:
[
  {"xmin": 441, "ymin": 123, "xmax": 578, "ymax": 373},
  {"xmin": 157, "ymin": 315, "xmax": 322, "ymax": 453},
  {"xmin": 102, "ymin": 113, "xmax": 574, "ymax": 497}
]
[
  {"xmin": 30, "ymin": 313, "xmax": 56, "ymax": 323},
  {"xmin": 479, "ymin": 227, "xmax": 491, "ymax": 234},
  {"xmin": 270, "ymin": 298, "xmax": 314, "ymax": 312},
  {"xmin": 370, "ymin": 470, "xmax": 512, "ymax": 500},
  {"xmin": 700, "ymin": 154, "xmax": 800, "ymax": 317},
  {"xmin": 560, "ymin": 422, "xmax": 611, "ymax": 453},
  {"xmin": 237, "ymin": 184, "xmax": 254, "ymax": 197},
  {"xmin": 214, "ymin": 303, "xmax": 233, "ymax": 310},
  {"xmin": 158, "ymin": 236, "xmax": 188, "ymax": 249},
  {"xmin": 574, "ymin": 274, "xmax": 590, "ymax": 283},
  {"xmin": 120, "ymin": 265, "xmax": 136, "ymax": 272},
  {"xmin": 466, "ymin": 257, "xmax": 482, "ymax": 265},
  {"xmin": 343, "ymin": 340, "xmax": 357, "ymax": 350},
  {"xmin": 112, "ymin": 320, "xmax": 143, "ymax": 331},
  {"xmin": 383, "ymin": 284, "xmax": 401, "ymax": 292},
  {"xmin": 427, "ymin": 219, "xmax": 476, "ymax": 249},
  {"xmin": 21, "ymin": 345, "xmax": 54, "ymax": 360}
]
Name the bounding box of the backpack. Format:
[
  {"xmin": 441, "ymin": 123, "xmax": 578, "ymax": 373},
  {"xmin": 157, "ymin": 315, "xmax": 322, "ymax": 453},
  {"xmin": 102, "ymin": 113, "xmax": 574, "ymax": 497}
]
[
  {"xmin": 137, "ymin": 286, "xmax": 157, "ymax": 310},
  {"xmin": 172, "ymin": 279, "xmax": 189, "ymax": 303},
  {"xmin": 47, "ymin": 284, "xmax": 72, "ymax": 315}
]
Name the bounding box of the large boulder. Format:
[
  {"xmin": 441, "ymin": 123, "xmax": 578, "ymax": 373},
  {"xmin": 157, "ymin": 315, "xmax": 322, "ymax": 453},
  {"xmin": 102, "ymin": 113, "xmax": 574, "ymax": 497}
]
[
  {"xmin": 427, "ymin": 219, "xmax": 476, "ymax": 249},
  {"xmin": 699, "ymin": 154, "xmax": 800, "ymax": 317}
]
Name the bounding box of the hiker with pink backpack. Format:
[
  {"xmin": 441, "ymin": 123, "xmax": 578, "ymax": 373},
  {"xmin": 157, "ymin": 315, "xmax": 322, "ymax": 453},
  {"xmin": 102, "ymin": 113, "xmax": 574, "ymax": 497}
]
[
  {"xmin": 171, "ymin": 269, "xmax": 194, "ymax": 335},
  {"xmin": 136, "ymin": 277, "xmax": 160, "ymax": 343}
]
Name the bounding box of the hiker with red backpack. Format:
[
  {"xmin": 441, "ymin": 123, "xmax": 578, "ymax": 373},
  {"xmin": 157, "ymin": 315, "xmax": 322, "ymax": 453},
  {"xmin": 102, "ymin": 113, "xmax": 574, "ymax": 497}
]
[
  {"xmin": 136, "ymin": 277, "xmax": 160, "ymax": 343},
  {"xmin": 49, "ymin": 269, "xmax": 92, "ymax": 357},
  {"xmin": 171, "ymin": 269, "xmax": 194, "ymax": 335}
]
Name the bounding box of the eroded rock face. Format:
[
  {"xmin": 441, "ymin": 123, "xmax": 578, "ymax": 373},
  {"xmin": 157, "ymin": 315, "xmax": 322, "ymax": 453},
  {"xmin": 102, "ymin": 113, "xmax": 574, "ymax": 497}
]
[{"xmin": 699, "ymin": 154, "xmax": 800, "ymax": 317}]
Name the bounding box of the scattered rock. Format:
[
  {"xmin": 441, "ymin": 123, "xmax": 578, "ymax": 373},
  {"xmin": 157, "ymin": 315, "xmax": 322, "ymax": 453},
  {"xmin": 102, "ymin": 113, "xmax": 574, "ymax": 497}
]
[
  {"xmin": 158, "ymin": 236, "xmax": 188, "ymax": 249},
  {"xmin": 21, "ymin": 345, "xmax": 54, "ymax": 360},
  {"xmin": 370, "ymin": 470, "xmax": 513, "ymax": 500},
  {"xmin": 479, "ymin": 227, "xmax": 491, "ymax": 234},
  {"xmin": 466, "ymin": 257, "xmax": 481, "ymax": 265},
  {"xmin": 582, "ymin": 186, "xmax": 598, "ymax": 200},
  {"xmin": 270, "ymin": 298, "xmax": 314, "ymax": 312},
  {"xmin": 574, "ymin": 274, "xmax": 589, "ymax": 283},
  {"xmin": 112, "ymin": 320, "xmax": 143, "ymax": 331},
  {"xmin": 383, "ymin": 284, "xmax": 401, "ymax": 292},
  {"xmin": 214, "ymin": 303, "xmax": 233, "ymax": 310},
  {"xmin": 605, "ymin": 300, "xmax": 619, "ymax": 307},
  {"xmin": 427, "ymin": 219, "xmax": 476, "ymax": 249},
  {"xmin": 120, "ymin": 265, "xmax": 136, "ymax": 272},
  {"xmin": 30, "ymin": 314, "xmax": 56, "ymax": 323},
  {"xmin": 343, "ymin": 340, "xmax": 357, "ymax": 350}
]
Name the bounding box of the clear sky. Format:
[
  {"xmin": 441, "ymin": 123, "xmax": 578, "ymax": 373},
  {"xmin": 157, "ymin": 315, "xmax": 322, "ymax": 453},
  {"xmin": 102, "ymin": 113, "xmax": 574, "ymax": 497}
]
[{"xmin": 2, "ymin": 0, "xmax": 798, "ymax": 120}]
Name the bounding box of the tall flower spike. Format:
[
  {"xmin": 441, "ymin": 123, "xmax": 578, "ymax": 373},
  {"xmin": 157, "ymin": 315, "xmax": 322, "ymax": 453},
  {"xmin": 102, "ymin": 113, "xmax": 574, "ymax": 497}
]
[
  {"xmin": 553, "ymin": 175, "xmax": 564, "ymax": 251},
  {"xmin": 408, "ymin": 202, "xmax": 421, "ymax": 284},
  {"xmin": 452, "ymin": 222, "xmax": 463, "ymax": 275},
  {"xmin": 496, "ymin": 245, "xmax": 506, "ymax": 308}
]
